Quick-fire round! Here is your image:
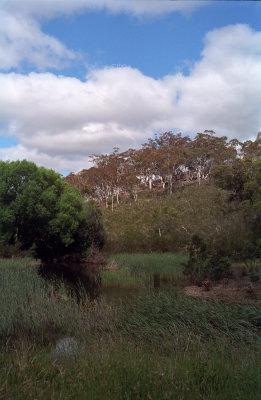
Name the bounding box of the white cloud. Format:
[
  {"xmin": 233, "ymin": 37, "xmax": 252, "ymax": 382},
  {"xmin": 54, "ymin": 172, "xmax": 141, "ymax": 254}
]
[
  {"xmin": 0, "ymin": 0, "xmax": 203, "ymax": 71},
  {"xmin": 0, "ymin": 9, "xmax": 76, "ymax": 71},
  {"xmin": 0, "ymin": 144, "xmax": 91, "ymax": 172},
  {"xmin": 0, "ymin": 68, "xmax": 171, "ymax": 156},
  {"xmin": 162, "ymin": 24, "xmax": 261, "ymax": 138},
  {"xmin": 0, "ymin": 144, "xmax": 92, "ymax": 172},
  {"xmin": 0, "ymin": 24, "xmax": 260, "ymax": 172}
]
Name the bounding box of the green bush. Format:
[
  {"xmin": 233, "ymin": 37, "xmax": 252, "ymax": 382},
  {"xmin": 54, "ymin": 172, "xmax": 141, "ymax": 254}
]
[
  {"xmin": 237, "ymin": 240, "xmax": 261, "ymax": 272},
  {"xmin": 249, "ymin": 271, "xmax": 261, "ymax": 283},
  {"xmin": 103, "ymin": 185, "xmax": 251, "ymax": 255},
  {"xmin": 0, "ymin": 242, "xmax": 34, "ymax": 258},
  {"xmin": 0, "ymin": 160, "xmax": 105, "ymax": 261},
  {"xmin": 183, "ymin": 235, "xmax": 231, "ymax": 284}
]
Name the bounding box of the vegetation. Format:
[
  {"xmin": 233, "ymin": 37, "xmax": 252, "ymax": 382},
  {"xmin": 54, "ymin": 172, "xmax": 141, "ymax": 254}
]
[
  {"xmin": 212, "ymin": 157, "xmax": 261, "ymax": 237},
  {"xmin": 110, "ymin": 253, "xmax": 186, "ymax": 277},
  {"xmin": 0, "ymin": 131, "xmax": 260, "ymax": 398},
  {"xmin": 1, "ymin": 341, "xmax": 260, "ymax": 400},
  {"xmin": 65, "ymin": 131, "xmax": 260, "ymax": 207},
  {"xmin": 64, "ymin": 130, "xmax": 260, "ymax": 259},
  {"xmin": 183, "ymin": 235, "xmax": 232, "ymax": 285},
  {"xmin": 102, "ymin": 184, "xmax": 252, "ymax": 255},
  {"xmin": 0, "ymin": 160, "xmax": 104, "ymax": 261},
  {"xmin": 102, "ymin": 253, "xmax": 187, "ymax": 288},
  {"xmin": 0, "ymin": 258, "xmax": 260, "ymax": 400}
]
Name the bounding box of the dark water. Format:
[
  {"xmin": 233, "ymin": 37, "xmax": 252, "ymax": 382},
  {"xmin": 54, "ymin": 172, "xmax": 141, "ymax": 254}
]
[
  {"xmin": 101, "ymin": 286, "xmax": 144, "ymax": 303},
  {"xmin": 39, "ymin": 263, "xmax": 173, "ymax": 303},
  {"xmin": 38, "ymin": 262, "xmax": 102, "ymax": 301}
]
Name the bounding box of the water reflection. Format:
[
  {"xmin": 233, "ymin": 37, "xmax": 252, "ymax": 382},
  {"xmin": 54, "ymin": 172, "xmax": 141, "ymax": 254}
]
[
  {"xmin": 38, "ymin": 262, "xmax": 102, "ymax": 302},
  {"xmin": 39, "ymin": 263, "xmax": 176, "ymax": 304},
  {"xmin": 101, "ymin": 286, "xmax": 143, "ymax": 303}
]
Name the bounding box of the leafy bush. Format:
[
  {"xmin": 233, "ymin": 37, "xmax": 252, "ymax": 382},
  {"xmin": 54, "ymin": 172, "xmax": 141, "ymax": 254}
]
[
  {"xmin": 183, "ymin": 235, "xmax": 231, "ymax": 284},
  {"xmin": 238, "ymin": 240, "xmax": 261, "ymax": 272},
  {"xmin": 0, "ymin": 160, "xmax": 105, "ymax": 261},
  {"xmin": 249, "ymin": 271, "xmax": 261, "ymax": 283},
  {"xmin": 0, "ymin": 242, "xmax": 34, "ymax": 258}
]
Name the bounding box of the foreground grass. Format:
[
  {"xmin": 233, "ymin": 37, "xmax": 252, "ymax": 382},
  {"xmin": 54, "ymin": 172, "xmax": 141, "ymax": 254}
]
[
  {"xmin": 0, "ymin": 257, "xmax": 260, "ymax": 399},
  {"xmin": 0, "ymin": 258, "xmax": 88, "ymax": 345},
  {"xmin": 102, "ymin": 253, "xmax": 187, "ymax": 288},
  {"xmin": 1, "ymin": 339, "xmax": 260, "ymax": 400}
]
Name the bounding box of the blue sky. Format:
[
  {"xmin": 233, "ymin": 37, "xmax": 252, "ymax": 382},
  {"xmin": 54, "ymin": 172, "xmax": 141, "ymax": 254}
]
[
  {"xmin": 43, "ymin": 1, "xmax": 261, "ymax": 79},
  {"xmin": 0, "ymin": 1, "xmax": 260, "ymax": 172}
]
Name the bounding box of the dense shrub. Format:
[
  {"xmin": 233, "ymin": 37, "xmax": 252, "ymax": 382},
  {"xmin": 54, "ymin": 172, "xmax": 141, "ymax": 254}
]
[
  {"xmin": 103, "ymin": 185, "xmax": 250, "ymax": 254},
  {"xmin": 0, "ymin": 160, "xmax": 105, "ymax": 261},
  {"xmin": 0, "ymin": 242, "xmax": 34, "ymax": 258},
  {"xmin": 183, "ymin": 235, "xmax": 231, "ymax": 284},
  {"xmin": 238, "ymin": 240, "xmax": 261, "ymax": 266}
]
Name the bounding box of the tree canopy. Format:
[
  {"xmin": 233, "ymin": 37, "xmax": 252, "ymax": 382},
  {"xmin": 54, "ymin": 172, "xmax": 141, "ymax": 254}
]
[
  {"xmin": 65, "ymin": 130, "xmax": 261, "ymax": 208},
  {"xmin": 0, "ymin": 160, "xmax": 104, "ymax": 261}
]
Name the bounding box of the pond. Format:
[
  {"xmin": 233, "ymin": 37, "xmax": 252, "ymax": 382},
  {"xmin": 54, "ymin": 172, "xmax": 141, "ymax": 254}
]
[
  {"xmin": 38, "ymin": 261, "xmax": 102, "ymax": 302},
  {"xmin": 38, "ymin": 262, "xmax": 171, "ymax": 302}
]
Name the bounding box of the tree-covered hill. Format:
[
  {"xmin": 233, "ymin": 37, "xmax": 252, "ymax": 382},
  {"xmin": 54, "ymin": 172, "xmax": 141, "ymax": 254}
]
[
  {"xmin": 64, "ymin": 130, "xmax": 260, "ymax": 256},
  {"xmin": 101, "ymin": 184, "xmax": 252, "ymax": 255},
  {"xmin": 65, "ymin": 130, "xmax": 261, "ymax": 209}
]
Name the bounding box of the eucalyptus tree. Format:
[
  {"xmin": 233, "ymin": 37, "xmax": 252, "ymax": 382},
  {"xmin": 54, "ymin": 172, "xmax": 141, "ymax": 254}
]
[
  {"xmin": 155, "ymin": 132, "xmax": 190, "ymax": 193},
  {"xmin": 187, "ymin": 131, "xmax": 229, "ymax": 184}
]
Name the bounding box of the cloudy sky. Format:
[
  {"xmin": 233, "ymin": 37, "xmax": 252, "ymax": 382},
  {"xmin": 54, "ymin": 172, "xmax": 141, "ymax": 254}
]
[{"xmin": 0, "ymin": 1, "xmax": 260, "ymax": 173}]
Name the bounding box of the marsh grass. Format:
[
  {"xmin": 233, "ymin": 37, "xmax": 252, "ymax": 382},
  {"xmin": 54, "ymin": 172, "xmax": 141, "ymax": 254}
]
[
  {"xmin": 1, "ymin": 338, "xmax": 260, "ymax": 400},
  {"xmin": 101, "ymin": 253, "xmax": 188, "ymax": 289},
  {"xmin": 115, "ymin": 293, "xmax": 261, "ymax": 345},
  {"xmin": 0, "ymin": 258, "xmax": 91, "ymax": 345},
  {"xmin": 101, "ymin": 267, "xmax": 142, "ymax": 288},
  {"xmin": 2, "ymin": 257, "xmax": 260, "ymax": 346},
  {"xmin": 0, "ymin": 257, "xmax": 260, "ymax": 399},
  {"xmin": 111, "ymin": 253, "xmax": 187, "ymax": 276}
]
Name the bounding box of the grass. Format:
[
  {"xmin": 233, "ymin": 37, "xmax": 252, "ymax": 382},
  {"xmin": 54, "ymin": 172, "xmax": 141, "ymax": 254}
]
[
  {"xmin": 110, "ymin": 253, "xmax": 187, "ymax": 276},
  {"xmin": 101, "ymin": 266, "xmax": 141, "ymax": 289},
  {"xmin": 1, "ymin": 339, "xmax": 260, "ymax": 400},
  {"xmin": 0, "ymin": 257, "xmax": 90, "ymax": 345},
  {"xmin": 0, "ymin": 256, "xmax": 260, "ymax": 399},
  {"xmin": 101, "ymin": 253, "xmax": 187, "ymax": 288}
]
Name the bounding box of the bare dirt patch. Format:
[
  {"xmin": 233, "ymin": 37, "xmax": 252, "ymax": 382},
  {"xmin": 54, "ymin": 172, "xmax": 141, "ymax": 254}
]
[{"xmin": 184, "ymin": 278, "xmax": 261, "ymax": 303}]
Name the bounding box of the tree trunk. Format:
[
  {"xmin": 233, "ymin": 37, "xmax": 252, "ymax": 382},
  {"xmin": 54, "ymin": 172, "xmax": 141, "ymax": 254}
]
[
  {"xmin": 169, "ymin": 175, "xmax": 173, "ymax": 194},
  {"xmin": 197, "ymin": 170, "xmax": 201, "ymax": 185}
]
